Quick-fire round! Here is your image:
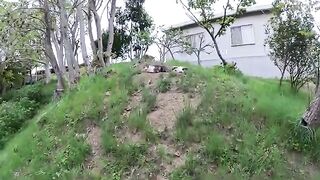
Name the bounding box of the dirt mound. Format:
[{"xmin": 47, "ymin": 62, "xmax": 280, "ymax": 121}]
[{"xmin": 148, "ymin": 92, "xmax": 200, "ymax": 133}]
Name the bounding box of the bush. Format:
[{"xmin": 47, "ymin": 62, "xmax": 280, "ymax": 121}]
[
  {"xmin": 0, "ymin": 98, "xmax": 37, "ymax": 148},
  {"xmin": 2, "ymin": 81, "xmax": 55, "ymax": 104}
]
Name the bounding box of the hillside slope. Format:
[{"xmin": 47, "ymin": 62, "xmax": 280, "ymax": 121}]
[{"xmin": 0, "ymin": 62, "xmax": 318, "ymax": 179}]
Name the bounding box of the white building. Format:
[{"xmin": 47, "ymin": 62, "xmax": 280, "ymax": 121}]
[{"xmin": 166, "ymin": 5, "xmax": 281, "ymax": 78}]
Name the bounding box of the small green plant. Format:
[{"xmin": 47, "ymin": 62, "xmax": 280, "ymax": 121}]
[
  {"xmin": 205, "ymin": 132, "xmax": 227, "ymax": 161},
  {"xmin": 157, "ymin": 145, "xmax": 168, "ymax": 161},
  {"xmin": 128, "ymin": 109, "xmax": 147, "ymax": 131},
  {"xmin": 142, "ymin": 89, "xmax": 156, "ymax": 112},
  {"xmin": 175, "ymin": 106, "xmax": 196, "ymax": 142},
  {"xmin": 157, "ymin": 77, "xmax": 171, "ymax": 93}
]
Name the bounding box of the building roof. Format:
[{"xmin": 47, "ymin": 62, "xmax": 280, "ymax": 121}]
[{"xmin": 166, "ymin": 4, "xmax": 273, "ymax": 30}]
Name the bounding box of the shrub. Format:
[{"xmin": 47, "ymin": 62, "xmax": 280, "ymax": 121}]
[
  {"xmin": 0, "ymin": 98, "xmax": 37, "ymax": 148},
  {"xmin": 2, "ymin": 81, "xmax": 55, "ymax": 104}
]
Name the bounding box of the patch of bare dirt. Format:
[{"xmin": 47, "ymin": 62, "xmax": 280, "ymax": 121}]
[
  {"xmin": 117, "ymin": 91, "xmax": 144, "ymax": 144},
  {"xmin": 287, "ymin": 151, "xmax": 320, "ymax": 177},
  {"xmin": 122, "ymin": 91, "xmax": 143, "ymax": 119},
  {"xmin": 146, "ymin": 89, "xmax": 201, "ymax": 179},
  {"xmin": 116, "ymin": 125, "xmax": 144, "ymax": 144},
  {"xmin": 134, "ymin": 72, "xmax": 168, "ymax": 90},
  {"xmin": 84, "ymin": 121, "xmax": 103, "ymax": 172},
  {"xmin": 147, "ymin": 91, "xmax": 201, "ymax": 133}
]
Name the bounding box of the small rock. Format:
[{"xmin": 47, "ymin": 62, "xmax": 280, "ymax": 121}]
[
  {"xmin": 125, "ymin": 106, "xmax": 132, "ymax": 111},
  {"xmin": 105, "ymin": 91, "xmax": 111, "ymax": 96},
  {"xmin": 174, "ymin": 151, "xmax": 181, "ymax": 157}
]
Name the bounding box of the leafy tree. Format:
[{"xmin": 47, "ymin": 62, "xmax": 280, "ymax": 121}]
[
  {"xmin": 267, "ymin": 0, "xmax": 318, "ymax": 90},
  {"xmin": 0, "ymin": 0, "xmax": 45, "ymax": 94},
  {"xmin": 115, "ymin": 0, "xmax": 154, "ymax": 60},
  {"xmin": 177, "ymin": 0, "xmax": 256, "ymax": 66}
]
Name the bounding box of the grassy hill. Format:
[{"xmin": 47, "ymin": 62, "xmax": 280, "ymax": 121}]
[{"xmin": 0, "ymin": 62, "xmax": 318, "ymax": 179}]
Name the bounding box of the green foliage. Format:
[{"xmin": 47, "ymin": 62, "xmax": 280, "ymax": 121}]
[
  {"xmin": 0, "ymin": 73, "xmax": 109, "ymax": 179},
  {"xmin": 205, "ymin": 132, "xmax": 227, "ymax": 160},
  {"xmin": 115, "ymin": 0, "xmax": 154, "ymax": 59},
  {"xmin": 0, "ymin": 98, "xmax": 36, "ymax": 148},
  {"xmin": 267, "ymin": 0, "xmax": 319, "ymax": 90},
  {"xmin": 142, "ymin": 88, "xmax": 157, "ymax": 112},
  {"xmin": 96, "ymin": 30, "xmax": 131, "ymax": 59},
  {"xmin": 156, "ymin": 76, "xmax": 171, "ymax": 93},
  {"xmin": 0, "ymin": 81, "xmax": 55, "ymax": 149},
  {"xmin": 0, "ymin": 0, "xmax": 44, "ymax": 91}
]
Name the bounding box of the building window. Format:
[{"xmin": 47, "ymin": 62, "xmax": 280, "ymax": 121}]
[
  {"xmin": 231, "ymin": 24, "xmax": 255, "ymax": 46},
  {"xmin": 184, "ymin": 33, "xmax": 204, "ymax": 48}
]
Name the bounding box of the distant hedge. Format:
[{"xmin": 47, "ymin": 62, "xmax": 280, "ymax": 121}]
[{"xmin": 0, "ymin": 81, "xmax": 56, "ymax": 149}]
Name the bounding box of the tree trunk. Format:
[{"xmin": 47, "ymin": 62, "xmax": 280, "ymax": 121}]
[
  {"xmin": 204, "ymin": 28, "xmax": 228, "ymax": 66},
  {"xmin": 51, "ymin": 29, "xmax": 66, "ymax": 75},
  {"xmin": 90, "ymin": 0, "xmax": 105, "ymax": 67},
  {"xmin": 59, "ymin": 0, "xmax": 76, "ymax": 85},
  {"xmin": 211, "ymin": 33, "xmax": 228, "ymax": 66},
  {"xmin": 42, "ymin": 0, "xmax": 65, "ymax": 94},
  {"xmin": 44, "ymin": 60, "xmax": 51, "ymax": 84},
  {"xmin": 77, "ymin": 2, "xmax": 91, "ymax": 73},
  {"xmin": 279, "ymin": 67, "xmax": 286, "ymax": 87},
  {"xmin": 87, "ymin": 8, "xmax": 98, "ymax": 64},
  {"xmin": 105, "ymin": 0, "xmax": 117, "ymax": 65},
  {"xmin": 301, "ymin": 88, "xmax": 320, "ymax": 128},
  {"xmin": 196, "ymin": 51, "xmax": 201, "ymax": 66},
  {"xmin": 168, "ymin": 48, "xmax": 175, "ymax": 60}
]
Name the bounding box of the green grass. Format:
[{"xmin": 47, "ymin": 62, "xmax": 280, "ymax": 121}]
[
  {"xmin": 156, "ymin": 75, "xmax": 172, "ymax": 93},
  {"xmin": 0, "ymin": 61, "xmax": 318, "ymax": 179},
  {"xmin": 169, "ymin": 60, "xmax": 311, "ymax": 179}
]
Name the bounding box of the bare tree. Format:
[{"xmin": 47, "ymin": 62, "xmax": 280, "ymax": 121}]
[
  {"xmin": 182, "ymin": 33, "xmax": 213, "ymax": 66},
  {"xmin": 154, "ymin": 28, "xmax": 184, "ymax": 62}
]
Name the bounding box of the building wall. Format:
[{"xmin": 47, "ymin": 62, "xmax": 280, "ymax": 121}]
[{"xmin": 167, "ymin": 12, "xmax": 282, "ymax": 78}]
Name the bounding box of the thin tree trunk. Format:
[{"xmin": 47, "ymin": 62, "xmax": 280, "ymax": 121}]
[
  {"xmin": 90, "ymin": 0, "xmax": 105, "ymax": 67},
  {"xmin": 105, "ymin": 0, "xmax": 117, "ymax": 65},
  {"xmin": 88, "ymin": 10, "xmax": 97, "ymax": 60},
  {"xmin": 210, "ymin": 33, "xmax": 228, "ymax": 66},
  {"xmin": 44, "ymin": 60, "xmax": 51, "ymax": 84},
  {"xmin": 42, "ymin": 0, "xmax": 65, "ymax": 94},
  {"xmin": 59, "ymin": 0, "xmax": 76, "ymax": 85},
  {"xmin": 279, "ymin": 67, "xmax": 286, "ymax": 87},
  {"xmin": 168, "ymin": 49, "xmax": 175, "ymax": 60},
  {"xmin": 51, "ymin": 29, "xmax": 66, "ymax": 74},
  {"xmin": 77, "ymin": 2, "xmax": 91, "ymax": 73}
]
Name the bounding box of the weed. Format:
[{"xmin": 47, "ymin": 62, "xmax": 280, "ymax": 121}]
[
  {"xmin": 142, "ymin": 89, "xmax": 156, "ymax": 112},
  {"xmin": 157, "ymin": 145, "xmax": 168, "ymax": 161},
  {"xmin": 157, "ymin": 77, "xmax": 171, "ymax": 93},
  {"xmin": 175, "ymin": 106, "xmax": 195, "ymax": 142},
  {"xmin": 205, "ymin": 132, "xmax": 227, "ymax": 161}
]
